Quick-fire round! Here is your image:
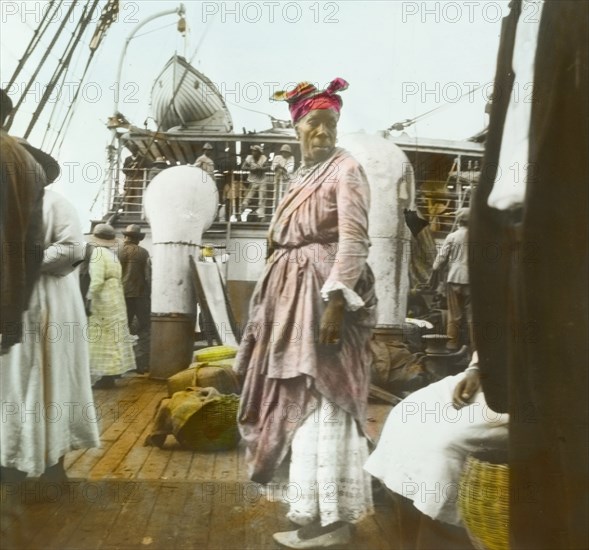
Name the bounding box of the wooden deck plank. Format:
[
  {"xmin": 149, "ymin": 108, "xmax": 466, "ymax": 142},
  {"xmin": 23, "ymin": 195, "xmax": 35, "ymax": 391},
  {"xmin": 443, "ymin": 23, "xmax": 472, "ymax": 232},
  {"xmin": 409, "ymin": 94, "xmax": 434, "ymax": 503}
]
[
  {"xmin": 161, "ymin": 444, "xmax": 194, "ymax": 481},
  {"xmin": 100, "ymin": 481, "xmax": 160, "ymax": 549},
  {"xmin": 89, "ymin": 391, "xmax": 164, "ymax": 479},
  {"xmin": 212, "ymin": 447, "xmax": 238, "ymax": 482},
  {"xmin": 243, "ymin": 494, "xmax": 287, "ymax": 550},
  {"xmin": 66, "ymin": 445, "xmax": 111, "ymax": 480},
  {"xmin": 63, "ymin": 383, "xmax": 129, "ymax": 472},
  {"xmin": 236, "ymin": 440, "xmax": 248, "ymax": 481},
  {"xmin": 139, "ymin": 482, "xmax": 193, "ymax": 550},
  {"xmin": 207, "ymin": 481, "xmax": 247, "ymax": 550},
  {"xmin": 64, "ymin": 377, "xmax": 160, "ymax": 478},
  {"xmin": 111, "ymin": 415, "xmax": 162, "ymax": 479},
  {"xmin": 48, "ymin": 481, "xmax": 125, "ymax": 550},
  {"xmin": 3, "ymin": 376, "xmax": 403, "ymax": 550},
  {"xmin": 29, "ymin": 496, "xmax": 84, "ymax": 547},
  {"xmin": 25, "ymin": 481, "xmax": 108, "ymax": 550},
  {"xmin": 136, "ymin": 445, "xmax": 173, "ymax": 480},
  {"xmin": 173, "ymin": 483, "xmax": 213, "ymax": 550},
  {"xmin": 91, "ymin": 381, "xmax": 142, "ymax": 438},
  {"xmin": 96, "ymin": 380, "xmax": 163, "ymax": 444},
  {"xmin": 1, "ymin": 482, "xmax": 71, "ymax": 550},
  {"xmin": 185, "ymin": 449, "xmax": 217, "ymax": 482}
]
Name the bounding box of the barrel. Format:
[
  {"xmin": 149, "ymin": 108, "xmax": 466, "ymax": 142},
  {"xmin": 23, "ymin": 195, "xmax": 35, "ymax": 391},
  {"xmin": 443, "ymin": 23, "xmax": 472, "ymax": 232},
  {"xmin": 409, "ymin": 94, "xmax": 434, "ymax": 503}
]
[{"xmin": 149, "ymin": 313, "xmax": 196, "ymax": 380}]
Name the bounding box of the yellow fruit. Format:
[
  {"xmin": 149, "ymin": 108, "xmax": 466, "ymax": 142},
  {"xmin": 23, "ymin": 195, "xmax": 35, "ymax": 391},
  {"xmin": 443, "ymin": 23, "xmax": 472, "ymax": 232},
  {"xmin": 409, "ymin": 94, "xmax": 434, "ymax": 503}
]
[{"xmin": 193, "ymin": 345, "xmax": 238, "ymax": 363}]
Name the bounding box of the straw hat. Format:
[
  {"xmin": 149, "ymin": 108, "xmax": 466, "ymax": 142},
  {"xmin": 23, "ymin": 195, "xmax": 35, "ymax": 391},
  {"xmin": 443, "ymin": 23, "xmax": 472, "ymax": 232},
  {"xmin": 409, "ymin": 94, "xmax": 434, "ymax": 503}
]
[
  {"xmin": 280, "ymin": 144, "xmax": 292, "ymax": 154},
  {"xmin": 122, "ymin": 223, "xmax": 146, "ymax": 241},
  {"xmin": 89, "ymin": 223, "xmax": 118, "ymax": 247}
]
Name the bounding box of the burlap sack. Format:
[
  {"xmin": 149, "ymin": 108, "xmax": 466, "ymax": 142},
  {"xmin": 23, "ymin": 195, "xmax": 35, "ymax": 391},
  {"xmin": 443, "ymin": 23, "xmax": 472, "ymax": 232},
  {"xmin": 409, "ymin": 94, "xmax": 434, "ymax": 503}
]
[{"xmin": 167, "ymin": 358, "xmax": 240, "ymax": 396}]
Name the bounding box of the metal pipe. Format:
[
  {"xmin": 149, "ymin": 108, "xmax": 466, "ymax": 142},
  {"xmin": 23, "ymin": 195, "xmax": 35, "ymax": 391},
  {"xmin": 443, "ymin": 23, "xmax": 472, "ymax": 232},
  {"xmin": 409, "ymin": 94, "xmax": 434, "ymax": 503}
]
[{"xmin": 113, "ymin": 3, "xmax": 185, "ymax": 114}]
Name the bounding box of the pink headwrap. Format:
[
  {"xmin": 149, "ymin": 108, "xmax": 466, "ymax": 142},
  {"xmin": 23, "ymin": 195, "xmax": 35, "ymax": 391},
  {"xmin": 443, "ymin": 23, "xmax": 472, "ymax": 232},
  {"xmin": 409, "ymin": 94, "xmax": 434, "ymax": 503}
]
[{"xmin": 272, "ymin": 78, "xmax": 349, "ymax": 123}]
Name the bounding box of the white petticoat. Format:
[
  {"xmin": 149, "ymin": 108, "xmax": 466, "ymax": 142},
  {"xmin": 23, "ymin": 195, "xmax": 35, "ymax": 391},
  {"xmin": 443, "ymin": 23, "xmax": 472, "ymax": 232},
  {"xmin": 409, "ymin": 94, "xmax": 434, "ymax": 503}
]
[{"xmin": 286, "ymin": 395, "xmax": 374, "ymax": 527}]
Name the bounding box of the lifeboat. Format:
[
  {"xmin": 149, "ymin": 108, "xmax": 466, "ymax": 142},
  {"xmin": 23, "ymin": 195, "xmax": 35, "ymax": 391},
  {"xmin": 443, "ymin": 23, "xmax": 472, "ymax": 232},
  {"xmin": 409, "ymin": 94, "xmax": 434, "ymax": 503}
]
[{"xmin": 151, "ymin": 55, "xmax": 233, "ymax": 132}]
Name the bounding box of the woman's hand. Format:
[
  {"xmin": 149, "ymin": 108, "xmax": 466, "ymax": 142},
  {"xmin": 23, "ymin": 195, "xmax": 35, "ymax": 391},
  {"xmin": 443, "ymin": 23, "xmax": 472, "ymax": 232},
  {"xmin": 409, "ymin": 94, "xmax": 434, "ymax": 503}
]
[
  {"xmin": 452, "ymin": 369, "xmax": 481, "ymax": 409},
  {"xmin": 319, "ymin": 290, "xmax": 345, "ymax": 346}
]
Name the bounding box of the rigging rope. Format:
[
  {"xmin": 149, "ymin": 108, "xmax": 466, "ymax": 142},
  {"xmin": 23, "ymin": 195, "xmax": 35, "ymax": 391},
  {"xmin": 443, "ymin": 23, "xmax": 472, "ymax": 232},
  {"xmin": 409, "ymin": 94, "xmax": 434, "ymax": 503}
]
[
  {"xmin": 41, "ymin": 2, "xmax": 98, "ymax": 150},
  {"xmin": 5, "ymin": 0, "xmax": 79, "ymax": 132},
  {"xmin": 225, "ymin": 100, "xmax": 274, "ymax": 118},
  {"xmin": 4, "ymin": 0, "xmax": 59, "ymax": 91},
  {"xmin": 25, "ymin": 0, "xmax": 100, "ymax": 139},
  {"xmin": 50, "ymin": 50, "xmax": 96, "ymax": 155},
  {"xmin": 133, "ymin": 21, "xmax": 178, "ymax": 40},
  {"xmin": 54, "ymin": 0, "xmax": 121, "ymax": 154},
  {"xmin": 387, "ymin": 84, "xmax": 484, "ymax": 132}
]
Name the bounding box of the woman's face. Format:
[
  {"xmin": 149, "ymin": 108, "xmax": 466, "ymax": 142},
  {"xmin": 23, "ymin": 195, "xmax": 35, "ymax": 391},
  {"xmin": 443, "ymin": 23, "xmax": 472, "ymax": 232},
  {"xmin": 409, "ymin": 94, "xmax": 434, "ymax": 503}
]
[{"xmin": 296, "ymin": 109, "xmax": 338, "ymax": 164}]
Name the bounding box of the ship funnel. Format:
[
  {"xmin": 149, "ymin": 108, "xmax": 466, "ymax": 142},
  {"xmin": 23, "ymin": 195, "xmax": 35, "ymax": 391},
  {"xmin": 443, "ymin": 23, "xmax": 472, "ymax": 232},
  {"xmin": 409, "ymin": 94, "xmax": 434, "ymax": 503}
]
[{"xmin": 144, "ymin": 165, "xmax": 218, "ymax": 378}]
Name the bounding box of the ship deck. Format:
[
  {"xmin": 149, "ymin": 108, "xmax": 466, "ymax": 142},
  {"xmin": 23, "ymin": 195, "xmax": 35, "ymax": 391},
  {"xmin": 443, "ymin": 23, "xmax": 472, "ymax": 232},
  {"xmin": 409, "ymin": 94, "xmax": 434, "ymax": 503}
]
[{"xmin": 2, "ymin": 374, "xmax": 398, "ymax": 550}]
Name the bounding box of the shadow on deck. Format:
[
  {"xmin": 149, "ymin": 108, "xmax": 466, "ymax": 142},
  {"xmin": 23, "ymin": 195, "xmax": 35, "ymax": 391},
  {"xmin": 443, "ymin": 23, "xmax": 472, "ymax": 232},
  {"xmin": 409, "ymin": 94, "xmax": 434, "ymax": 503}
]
[{"xmin": 1, "ymin": 375, "xmax": 398, "ymax": 550}]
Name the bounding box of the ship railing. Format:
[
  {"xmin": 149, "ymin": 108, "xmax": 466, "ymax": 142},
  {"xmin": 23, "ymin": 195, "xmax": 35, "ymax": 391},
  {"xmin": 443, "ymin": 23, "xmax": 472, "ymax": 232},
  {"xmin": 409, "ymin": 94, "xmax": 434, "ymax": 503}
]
[
  {"xmin": 109, "ymin": 168, "xmax": 475, "ymax": 236},
  {"xmin": 221, "ymin": 170, "xmax": 288, "ymax": 222},
  {"xmin": 107, "ymin": 167, "xmax": 151, "ymax": 220},
  {"xmin": 108, "ymin": 167, "xmax": 289, "ymax": 223},
  {"xmin": 415, "ymin": 181, "xmax": 474, "ymax": 238}
]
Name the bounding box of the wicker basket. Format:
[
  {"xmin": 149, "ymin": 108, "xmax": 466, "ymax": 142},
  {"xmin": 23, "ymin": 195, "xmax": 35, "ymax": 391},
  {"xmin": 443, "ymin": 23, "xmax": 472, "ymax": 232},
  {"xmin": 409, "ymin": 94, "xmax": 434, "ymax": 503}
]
[
  {"xmin": 175, "ymin": 389, "xmax": 240, "ymax": 452},
  {"xmin": 458, "ymin": 455, "xmax": 509, "ymax": 550}
]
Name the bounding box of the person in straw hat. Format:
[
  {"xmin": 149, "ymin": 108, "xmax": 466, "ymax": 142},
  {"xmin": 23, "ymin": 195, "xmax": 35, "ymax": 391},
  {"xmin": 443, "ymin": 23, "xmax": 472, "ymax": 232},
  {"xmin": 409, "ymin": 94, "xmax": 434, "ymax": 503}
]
[
  {"xmin": 234, "ymin": 78, "xmax": 376, "ymax": 548},
  {"xmin": 193, "ymin": 142, "xmax": 215, "ymax": 177},
  {"xmin": 87, "ymin": 224, "xmax": 136, "ymax": 388},
  {"xmin": 271, "ymin": 143, "xmax": 296, "ymax": 201},
  {"xmin": 240, "ymin": 144, "xmax": 269, "ymax": 221},
  {"xmin": 118, "ymin": 224, "xmax": 151, "ymax": 373}
]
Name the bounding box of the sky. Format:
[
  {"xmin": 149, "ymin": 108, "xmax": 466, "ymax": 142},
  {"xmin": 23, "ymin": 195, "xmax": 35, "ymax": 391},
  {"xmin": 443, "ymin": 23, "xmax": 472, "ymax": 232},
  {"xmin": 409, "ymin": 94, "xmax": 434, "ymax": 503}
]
[{"xmin": 1, "ymin": 0, "xmax": 509, "ymax": 226}]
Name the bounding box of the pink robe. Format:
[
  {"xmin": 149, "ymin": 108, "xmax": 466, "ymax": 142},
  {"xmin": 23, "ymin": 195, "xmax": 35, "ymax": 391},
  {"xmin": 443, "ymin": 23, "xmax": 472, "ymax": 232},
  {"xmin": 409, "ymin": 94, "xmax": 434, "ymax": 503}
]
[{"xmin": 234, "ymin": 148, "xmax": 376, "ymax": 483}]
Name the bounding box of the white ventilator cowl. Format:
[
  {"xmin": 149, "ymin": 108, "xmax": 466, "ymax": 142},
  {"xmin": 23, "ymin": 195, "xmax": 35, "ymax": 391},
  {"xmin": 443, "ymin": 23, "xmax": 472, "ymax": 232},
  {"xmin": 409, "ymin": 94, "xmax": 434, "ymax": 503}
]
[{"xmin": 144, "ymin": 165, "xmax": 218, "ymax": 314}]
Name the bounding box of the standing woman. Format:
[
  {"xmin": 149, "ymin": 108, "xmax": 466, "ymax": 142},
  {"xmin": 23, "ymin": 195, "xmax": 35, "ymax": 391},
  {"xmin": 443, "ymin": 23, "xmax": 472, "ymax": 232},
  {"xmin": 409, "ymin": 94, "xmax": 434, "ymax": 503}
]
[
  {"xmin": 87, "ymin": 223, "xmax": 136, "ymax": 387},
  {"xmin": 0, "ymin": 129, "xmax": 100, "ymax": 482},
  {"xmin": 234, "ymin": 78, "xmax": 377, "ymax": 548}
]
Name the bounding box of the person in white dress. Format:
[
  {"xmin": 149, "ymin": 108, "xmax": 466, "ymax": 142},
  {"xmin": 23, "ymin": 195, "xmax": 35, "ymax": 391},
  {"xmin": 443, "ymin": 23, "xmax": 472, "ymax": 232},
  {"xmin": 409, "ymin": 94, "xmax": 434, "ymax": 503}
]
[
  {"xmin": 365, "ymin": 352, "xmax": 508, "ymax": 548},
  {"xmin": 0, "ymin": 189, "xmax": 101, "ymax": 482}
]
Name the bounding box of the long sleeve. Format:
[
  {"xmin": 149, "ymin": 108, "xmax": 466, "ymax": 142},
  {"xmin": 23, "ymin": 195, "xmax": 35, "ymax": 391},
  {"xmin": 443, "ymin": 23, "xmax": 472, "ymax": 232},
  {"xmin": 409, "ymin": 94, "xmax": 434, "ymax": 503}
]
[
  {"xmin": 432, "ymin": 234, "xmax": 452, "ymax": 271},
  {"xmin": 88, "ymin": 249, "xmax": 106, "ymax": 298},
  {"xmin": 41, "ymin": 191, "xmax": 84, "ymax": 277},
  {"xmin": 321, "ymin": 161, "xmax": 371, "ymax": 310},
  {"xmin": 241, "ymin": 155, "xmax": 253, "ymax": 170}
]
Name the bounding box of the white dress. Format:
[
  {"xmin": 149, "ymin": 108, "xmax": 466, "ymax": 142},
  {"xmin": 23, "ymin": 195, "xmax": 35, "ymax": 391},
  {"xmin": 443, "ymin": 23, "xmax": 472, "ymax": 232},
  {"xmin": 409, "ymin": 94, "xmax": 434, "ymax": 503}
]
[
  {"xmin": 0, "ymin": 190, "xmax": 101, "ymax": 476},
  {"xmin": 364, "ymin": 372, "xmax": 509, "ymax": 526}
]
